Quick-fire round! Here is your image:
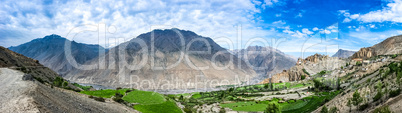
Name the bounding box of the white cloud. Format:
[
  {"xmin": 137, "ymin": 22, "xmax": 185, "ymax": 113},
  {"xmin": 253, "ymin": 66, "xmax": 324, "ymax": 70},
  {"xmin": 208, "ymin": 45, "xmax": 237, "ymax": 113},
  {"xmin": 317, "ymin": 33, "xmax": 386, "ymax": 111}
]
[
  {"xmin": 295, "ymin": 12, "xmax": 303, "ymax": 18},
  {"xmin": 343, "ymin": 18, "xmax": 351, "ymax": 23},
  {"xmin": 275, "ymin": 13, "xmax": 282, "ymax": 17},
  {"xmin": 302, "ymin": 28, "xmax": 313, "ymax": 35},
  {"xmin": 350, "ymin": 14, "xmax": 360, "ymax": 19},
  {"xmin": 261, "ymin": 0, "xmax": 282, "ymax": 9},
  {"xmin": 0, "ymin": 0, "xmax": 273, "ymax": 48},
  {"xmin": 347, "ymin": 0, "xmax": 402, "ymax": 23},
  {"xmin": 312, "ymin": 27, "xmax": 319, "ymax": 31}
]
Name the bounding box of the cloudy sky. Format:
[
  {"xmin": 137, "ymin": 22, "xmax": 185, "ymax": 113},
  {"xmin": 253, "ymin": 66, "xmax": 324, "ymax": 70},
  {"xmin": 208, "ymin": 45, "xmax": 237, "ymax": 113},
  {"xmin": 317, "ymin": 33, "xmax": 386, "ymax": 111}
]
[{"xmin": 1, "ymin": 0, "xmax": 402, "ymax": 58}]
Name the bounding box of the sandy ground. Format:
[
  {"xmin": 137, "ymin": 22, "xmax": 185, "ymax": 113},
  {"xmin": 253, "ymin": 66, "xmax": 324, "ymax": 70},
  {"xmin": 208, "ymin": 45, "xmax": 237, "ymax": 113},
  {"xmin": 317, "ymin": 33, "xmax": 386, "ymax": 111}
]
[
  {"xmin": 0, "ymin": 68, "xmax": 138, "ymax": 113},
  {"xmin": 0, "ymin": 68, "xmax": 39, "ymax": 112}
]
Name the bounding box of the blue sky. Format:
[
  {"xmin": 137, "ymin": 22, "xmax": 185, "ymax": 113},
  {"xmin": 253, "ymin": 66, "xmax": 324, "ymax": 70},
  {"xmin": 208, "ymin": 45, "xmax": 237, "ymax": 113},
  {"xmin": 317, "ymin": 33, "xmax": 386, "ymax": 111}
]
[{"xmin": 1, "ymin": 0, "xmax": 402, "ymax": 58}]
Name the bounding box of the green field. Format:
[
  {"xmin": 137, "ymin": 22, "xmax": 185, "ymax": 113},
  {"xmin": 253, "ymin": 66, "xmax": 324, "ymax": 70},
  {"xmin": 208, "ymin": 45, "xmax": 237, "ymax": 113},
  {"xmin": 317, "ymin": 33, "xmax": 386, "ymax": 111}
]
[
  {"xmin": 80, "ymin": 89, "xmax": 128, "ymax": 98},
  {"xmin": 134, "ymin": 100, "xmax": 182, "ymax": 113},
  {"xmin": 122, "ymin": 90, "xmax": 166, "ymax": 104},
  {"xmin": 220, "ymin": 101, "xmax": 268, "ymax": 112},
  {"xmin": 220, "ymin": 91, "xmax": 340, "ymax": 113}
]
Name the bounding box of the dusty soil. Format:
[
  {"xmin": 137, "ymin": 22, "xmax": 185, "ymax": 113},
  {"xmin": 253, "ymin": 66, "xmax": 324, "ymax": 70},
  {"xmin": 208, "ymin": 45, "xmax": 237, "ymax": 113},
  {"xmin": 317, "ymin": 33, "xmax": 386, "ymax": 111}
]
[{"xmin": 0, "ymin": 68, "xmax": 138, "ymax": 113}]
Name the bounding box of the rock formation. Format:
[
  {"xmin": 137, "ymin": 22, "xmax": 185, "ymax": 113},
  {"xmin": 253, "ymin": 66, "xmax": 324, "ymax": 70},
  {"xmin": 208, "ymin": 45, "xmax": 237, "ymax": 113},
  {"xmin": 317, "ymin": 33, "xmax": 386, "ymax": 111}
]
[
  {"xmin": 351, "ymin": 47, "xmax": 376, "ymax": 59},
  {"xmin": 304, "ymin": 53, "xmax": 329, "ymax": 63}
]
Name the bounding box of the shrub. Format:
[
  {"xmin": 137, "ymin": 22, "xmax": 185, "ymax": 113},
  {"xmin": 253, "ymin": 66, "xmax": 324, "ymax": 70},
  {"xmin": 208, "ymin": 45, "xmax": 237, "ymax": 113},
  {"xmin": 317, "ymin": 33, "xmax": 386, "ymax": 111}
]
[
  {"xmin": 359, "ymin": 103, "xmax": 368, "ymax": 111},
  {"xmin": 301, "ymin": 75, "xmax": 306, "ymax": 80},
  {"xmin": 320, "ymin": 106, "xmax": 328, "ymax": 113},
  {"xmin": 389, "ymin": 89, "xmax": 401, "ymax": 97},
  {"xmin": 94, "ymin": 96, "xmax": 105, "ymax": 102},
  {"xmin": 329, "ymin": 107, "xmax": 337, "ymax": 113},
  {"xmin": 373, "ymin": 92, "xmax": 383, "ymax": 102},
  {"xmin": 373, "ymin": 106, "xmax": 391, "ymax": 113},
  {"xmin": 264, "ymin": 102, "xmax": 280, "ymax": 113},
  {"xmin": 302, "ymin": 69, "xmax": 310, "ymax": 75}
]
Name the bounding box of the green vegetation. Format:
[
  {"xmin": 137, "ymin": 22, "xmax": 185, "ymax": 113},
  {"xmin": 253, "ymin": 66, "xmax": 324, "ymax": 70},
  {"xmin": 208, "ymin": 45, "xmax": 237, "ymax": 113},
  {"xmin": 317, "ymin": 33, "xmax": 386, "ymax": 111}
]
[
  {"xmin": 302, "ymin": 69, "xmax": 310, "ymax": 76},
  {"xmin": 329, "ymin": 107, "xmax": 337, "ymax": 113},
  {"xmin": 320, "ymin": 106, "xmax": 328, "ymax": 113},
  {"xmin": 373, "ymin": 106, "xmax": 392, "ymax": 113},
  {"xmin": 72, "ymin": 83, "xmax": 92, "ymax": 91},
  {"xmin": 80, "ymin": 89, "xmax": 128, "ymax": 98},
  {"xmin": 351, "ymin": 90, "xmax": 363, "ymax": 110},
  {"xmin": 264, "ymin": 102, "xmax": 281, "ymax": 113},
  {"xmin": 123, "ymin": 90, "xmax": 166, "ymax": 104},
  {"xmin": 356, "ymin": 61, "xmax": 362, "ymax": 66},
  {"xmin": 134, "ymin": 100, "xmax": 182, "ymax": 113},
  {"xmin": 301, "ymin": 75, "xmax": 306, "ymax": 80}
]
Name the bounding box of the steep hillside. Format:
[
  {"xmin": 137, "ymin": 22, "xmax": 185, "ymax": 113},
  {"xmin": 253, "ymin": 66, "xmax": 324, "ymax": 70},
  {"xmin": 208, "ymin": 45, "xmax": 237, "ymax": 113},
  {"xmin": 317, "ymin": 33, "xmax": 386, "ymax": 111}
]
[
  {"xmin": 9, "ymin": 34, "xmax": 106, "ymax": 75},
  {"xmin": 232, "ymin": 46, "xmax": 296, "ymax": 79},
  {"xmin": 0, "ymin": 46, "xmax": 59, "ymax": 83},
  {"xmin": 372, "ymin": 35, "xmax": 402, "ymax": 55},
  {"xmin": 332, "ymin": 49, "xmax": 356, "ymax": 58},
  {"xmin": 260, "ymin": 53, "xmax": 347, "ymax": 84},
  {"xmin": 64, "ymin": 28, "xmax": 257, "ymax": 89}
]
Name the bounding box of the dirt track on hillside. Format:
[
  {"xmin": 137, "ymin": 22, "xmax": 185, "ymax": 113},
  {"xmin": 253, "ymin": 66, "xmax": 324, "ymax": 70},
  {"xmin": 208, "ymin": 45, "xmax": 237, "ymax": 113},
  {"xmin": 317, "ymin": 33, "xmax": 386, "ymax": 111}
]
[{"xmin": 0, "ymin": 68, "xmax": 138, "ymax": 113}]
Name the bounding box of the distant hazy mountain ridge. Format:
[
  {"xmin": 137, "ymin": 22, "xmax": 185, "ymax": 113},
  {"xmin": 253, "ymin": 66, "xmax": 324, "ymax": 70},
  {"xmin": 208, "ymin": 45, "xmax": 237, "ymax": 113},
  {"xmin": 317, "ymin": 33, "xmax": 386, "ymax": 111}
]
[
  {"xmin": 332, "ymin": 49, "xmax": 356, "ymax": 58},
  {"xmin": 9, "ymin": 34, "xmax": 106, "ymax": 75},
  {"xmin": 231, "ymin": 46, "xmax": 296, "ymax": 79}
]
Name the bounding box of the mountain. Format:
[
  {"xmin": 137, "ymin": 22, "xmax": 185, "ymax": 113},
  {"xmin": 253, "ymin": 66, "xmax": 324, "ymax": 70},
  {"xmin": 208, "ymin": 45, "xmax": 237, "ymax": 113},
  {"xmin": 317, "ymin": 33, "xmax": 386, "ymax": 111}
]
[
  {"xmin": 372, "ymin": 35, "xmax": 402, "ymax": 55},
  {"xmin": 9, "ymin": 34, "xmax": 106, "ymax": 75},
  {"xmin": 331, "ymin": 49, "xmax": 356, "ymax": 58},
  {"xmin": 231, "ymin": 46, "xmax": 296, "ymax": 79},
  {"xmin": 351, "ymin": 35, "xmax": 402, "ymax": 59},
  {"xmin": 64, "ymin": 28, "xmax": 257, "ymax": 89}
]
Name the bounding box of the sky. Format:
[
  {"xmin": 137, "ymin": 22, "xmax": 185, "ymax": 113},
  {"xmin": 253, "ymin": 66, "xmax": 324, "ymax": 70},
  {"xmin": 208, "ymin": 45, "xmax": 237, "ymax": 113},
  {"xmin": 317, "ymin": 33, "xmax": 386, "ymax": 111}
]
[{"xmin": 1, "ymin": 0, "xmax": 402, "ymax": 58}]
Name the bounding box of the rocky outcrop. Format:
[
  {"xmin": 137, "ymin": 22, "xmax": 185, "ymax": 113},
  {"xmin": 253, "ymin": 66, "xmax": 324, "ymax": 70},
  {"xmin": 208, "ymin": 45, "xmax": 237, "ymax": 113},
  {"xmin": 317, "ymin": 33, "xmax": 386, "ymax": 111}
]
[
  {"xmin": 351, "ymin": 47, "xmax": 376, "ymax": 59},
  {"xmin": 259, "ymin": 65, "xmax": 306, "ymax": 84},
  {"xmin": 304, "ymin": 54, "xmax": 329, "ymax": 63},
  {"xmin": 332, "ymin": 49, "xmax": 356, "ymax": 58}
]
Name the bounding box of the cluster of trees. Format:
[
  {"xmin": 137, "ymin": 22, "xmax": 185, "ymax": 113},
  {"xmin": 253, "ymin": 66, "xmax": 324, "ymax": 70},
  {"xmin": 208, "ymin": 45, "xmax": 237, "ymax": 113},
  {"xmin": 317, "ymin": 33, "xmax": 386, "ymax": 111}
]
[
  {"xmin": 320, "ymin": 106, "xmax": 338, "ymax": 113},
  {"xmin": 264, "ymin": 102, "xmax": 281, "ymax": 113},
  {"xmin": 312, "ymin": 78, "xmax": 340, "ymax": 91}
]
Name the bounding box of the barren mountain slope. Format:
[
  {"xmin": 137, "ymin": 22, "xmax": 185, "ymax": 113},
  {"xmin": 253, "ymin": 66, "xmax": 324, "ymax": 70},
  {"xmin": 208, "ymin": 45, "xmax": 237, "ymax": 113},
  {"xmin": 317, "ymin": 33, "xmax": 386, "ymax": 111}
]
[
  {"xmin": 9, "ymin": 34, "xmax": 106, "ymax": 75},
  {"xmin": 232, "ymin": 46, "xmax": 296, "ymax": 79},
  {"xmin": 65, "ymin": 29, "xmax": 257, "ymax": 89}
]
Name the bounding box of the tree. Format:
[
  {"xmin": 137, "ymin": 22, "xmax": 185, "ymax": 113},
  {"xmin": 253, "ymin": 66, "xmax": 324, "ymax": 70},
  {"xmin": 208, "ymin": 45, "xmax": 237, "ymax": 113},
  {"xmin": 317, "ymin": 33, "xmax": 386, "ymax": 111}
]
[
  {"xmin": 320, "ymin": 106, "xmax": 328, "ymax": 113},
  {"xmin": 347, "ymin": 99, "xmax": 352, "ymax": 112},
  {"xmin": 301, "ymin": 75, "xmax": 306, "ymax": 80},
  {"xmin": 329, "ymin": 107, "xmax": 338, "ymax": 113},
  {"xmin": 264, "ymin": 84, "xmax": 269, "ymax": 89},
  {"xmin": 179, "ymin": 95, "xmax": 184, "ymax": 101},
  {"xmin": 264, "ymin": 102, "xmax": 281, "ymax": 113},
  {"xmin": 219, "ymin": 107, "xmax": 226, "ymax": 113},
  {"xmin": 352, "ymin": 90, "xmax": 363, "ymax": 109},
  {"xmin": 356, "ymin": 61, "xmax": 361, "ymax": 66}
]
